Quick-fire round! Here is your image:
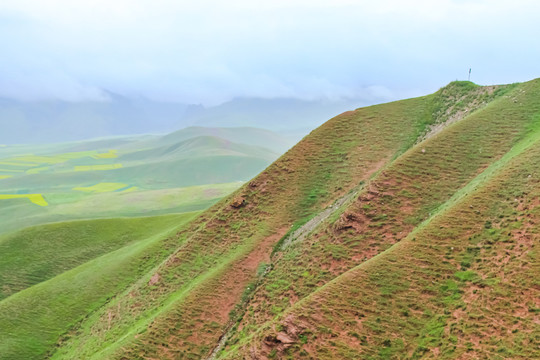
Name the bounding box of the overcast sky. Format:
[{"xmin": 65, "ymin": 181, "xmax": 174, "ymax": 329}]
[{"xmin": 0, "ymin": 0, "xmax": 538, "ymax": 105}]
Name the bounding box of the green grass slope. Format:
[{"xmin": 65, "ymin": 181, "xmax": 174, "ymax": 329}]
[
  {"xmin": 0, "ymin": 214, "xmax": 193, "ymax": 300},
  {"xmin": 215, "ymin": 80, "xmax": 530, "ymax": 347},
  {"xmin": 0, "ymin": 135, "xmax": 277, "ymax": 192},
  {"xmin": 0, "ymin": 211, "xmax": 200, "ymax": 360},
  {"xmin": 156, "ymin": 126, "xmax": 295, "ymax": 153},
  {"xmin": 215, "ymin": 80, "xmax": 540, "ymax": 359},
  {"xmin": 120, "ymin": 135, "xmax": 278, "ymax": 163}
]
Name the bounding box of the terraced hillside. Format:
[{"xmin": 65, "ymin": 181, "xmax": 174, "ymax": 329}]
[{"xmin": 2, "ymin": 80, "xmax": 538, "ymax": 360}]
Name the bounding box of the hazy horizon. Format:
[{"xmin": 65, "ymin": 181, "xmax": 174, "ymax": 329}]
[{"xmin": 1, "ymin": 0, "xmax": 539, "ymax": 107}]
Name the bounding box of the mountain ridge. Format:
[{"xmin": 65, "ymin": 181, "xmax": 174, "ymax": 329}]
[
  {"xmin": 0, "ymin": 94, "xmax": 372, "ymax": 145},
  {"xmin": 1, "ymin": 79, "xmax": 538, "ymax": 359}
]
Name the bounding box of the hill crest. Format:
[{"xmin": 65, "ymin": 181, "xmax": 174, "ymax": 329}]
[{"xmin": 1, "ymin": 79, "xmax": 539, "ymax": 360}]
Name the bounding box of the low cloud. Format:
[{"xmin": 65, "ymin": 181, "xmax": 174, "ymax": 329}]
[{"xmin": 0, "ymin": 0, "xmax": 538, "ymax": 104}]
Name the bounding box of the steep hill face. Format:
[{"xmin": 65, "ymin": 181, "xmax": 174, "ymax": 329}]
[
  {"xmin": 3, "ymin": 80, "xmax": 538, "ymax": 360},
  {"xmin": 50, "ymin": 82, "xmax": 435, "ymax": 360},
  {"xmin": 221, "ymin": 80, "xmax": 540, "ymax": 359},
  {"xmin": 53, "ymin": 81, "xmax": 539, "ymax": 360}
]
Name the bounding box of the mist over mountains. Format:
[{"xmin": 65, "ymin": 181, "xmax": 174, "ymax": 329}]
[{"xmin": 0, "ymin": 92, "xmax": 372, "ymax": 145}]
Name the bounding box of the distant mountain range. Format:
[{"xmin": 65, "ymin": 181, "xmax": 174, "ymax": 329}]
[
  {"xmin": 0, "ymin": 94, "xmax": 189, "ymax": 144},
  {"xmin": 182, "ymin": 97, "xmax": 367, "ymax": 132},
  {"xmin": 0, "ymin": 92, "xmax": 370, "ymax": 144}
]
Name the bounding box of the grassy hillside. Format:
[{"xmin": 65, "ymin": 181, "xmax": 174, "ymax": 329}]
[
  {"xmin": 49, "ymin": 82, "xmax": 474, "ymax": 359},
  {"xmin": 0, "ymin": 214, "xmax": 196, "ymax": 300},
  {"xmin": 157, "ymin": 126, "xmax": 295, "ymax": 153},
  {"xmin": 121, "ymin": 136, "xmax": 277, "ymax": 162},
  {"xmin": 216, "ymin": 80, "xmax": 528, "ymax": 347},
  {"xmin": 3, "ymin": 79, "xmax": 539, "ymax": 360},
  {"xmin": 45, "ymin": 88, "xmax": 431, "ymax": 359},
  {"xmin": 0, "ymin": 211, "xmax": 200, "ymax": 360},
  {"xmin": 0, "ymin": 133, "xmax": 279, "ymax": 193}
]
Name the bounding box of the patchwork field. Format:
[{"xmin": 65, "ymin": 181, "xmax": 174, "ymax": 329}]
[
  {"xmin": 74, "ymin": 163, "xmax": 123, "ymax": 171},
  {"xmin": 0, "ymin": 127, "xmax": 292, "ymax": 235},
  {"xmin": 73, "ymin": 182, "xmax": 131, "ymax": 193},
  {"xmin": 0, "ymin": 194, "xmax": 48, "ymax": 206}
]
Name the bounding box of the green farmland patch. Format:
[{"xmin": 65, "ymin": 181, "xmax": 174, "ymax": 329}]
[
  {"xmin": 92, "ymin": 150, "xmax": 118, "ymax": 159},
  {"xmin": 74, "ymin": 164, "xmax": 123, "ymax": 171},
  {"xmin": 121, "ymin": 186, "xmax": 138, "ymax": 193},
  {"xmin": 14, "ymin": 152, "xmax": 97, "ymax": 164},
  {"xmin": 0, "ymin": 194, "xmax": 48, "ymax": 206},
  {"xmin": 73, "ymin": 182, "xmax": 129, "ymax": 193},
  {"xmin": 26, "ymin": 166, "xmax": 50, "ymax": 174},
  {"xmin": 0, "ymin": 161, "xmax": 39, "ymax": 167}
]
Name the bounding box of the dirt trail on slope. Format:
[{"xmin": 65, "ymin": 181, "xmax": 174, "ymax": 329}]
[
  {"xmin": 418, "ymin": 85, "xmax": 500, "ymax": 143},
  {"xmin": 280, "ymin": 157, "xmax": 389, "ymax": 250},
  {"xmin": 206, "ymin": 190, "xmax": 359, "ymax": 360},
  {"xmin": 281, "ymin": 190, "xmax": 358, "ymax": 250},
  {"xmin": 202, "ymin": 228, "xmax": 288, "ymax": 360},
  {"xmin": 153, "ymin": 226, "xmax": 287, "ymax": 359}
]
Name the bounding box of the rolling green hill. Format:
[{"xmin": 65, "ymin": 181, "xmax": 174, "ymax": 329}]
[
  {"xmin": 0, "ymin": 211, "xmax": 200, "ymax": 360},
  {"xmin": 121, "ymin": 135, "xmax": 276, "ymax": 162},
  {"xmin": 0, "ymin": 213, "xmax": 199, "ymax": 300},
  {"xmin": 157, "ymin": 126, "xmax": 295, "ymax": 153},
  {"xmin": 2, "ymin": 79, "xmax": 539, "ymax": 360}
]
